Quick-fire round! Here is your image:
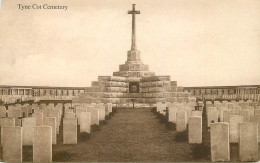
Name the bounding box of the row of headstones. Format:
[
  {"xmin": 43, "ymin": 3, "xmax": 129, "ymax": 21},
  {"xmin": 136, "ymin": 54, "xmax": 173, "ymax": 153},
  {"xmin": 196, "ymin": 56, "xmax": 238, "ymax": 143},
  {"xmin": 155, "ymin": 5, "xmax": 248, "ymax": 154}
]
[
  {"xmin": 0, "ymin": 103, "xmax": 64, "ymax": 132},
  {"xmin": 205, "ymin": 101, "xmax": 260, "ymax": 162},
  {"xmin": 206, "ymin": 100, "xmax": 260, "ymax": 138},
  {"xmin": 156, "ymin": 101, "xmax": 203, "ymax": 142},
  {"xmin": 211, "ymin": 122, "xmax": 258, "ymax": 162},
  {"xmin": 156, "ymin": 101, "xmax": 259, "ymax": 162},
  {"xmin": 1, "ymin": 102, "xmax": 113, "ymax": 162}
]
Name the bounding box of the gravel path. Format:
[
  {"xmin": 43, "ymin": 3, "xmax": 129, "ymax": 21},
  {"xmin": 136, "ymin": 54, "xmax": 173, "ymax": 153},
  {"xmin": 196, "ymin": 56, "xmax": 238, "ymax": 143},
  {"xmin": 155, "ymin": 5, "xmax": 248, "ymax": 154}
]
[{"xmin": 53, "ymin": 108, "xmax": 193, "ymax": 162}]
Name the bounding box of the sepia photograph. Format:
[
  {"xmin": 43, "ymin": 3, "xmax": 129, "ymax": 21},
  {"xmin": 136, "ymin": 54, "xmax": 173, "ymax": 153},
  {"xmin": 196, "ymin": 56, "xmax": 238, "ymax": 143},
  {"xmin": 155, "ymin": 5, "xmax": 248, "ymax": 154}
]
[{"xmin": 0, "ymin": 0, "xmax": 260, "ymax": 162}]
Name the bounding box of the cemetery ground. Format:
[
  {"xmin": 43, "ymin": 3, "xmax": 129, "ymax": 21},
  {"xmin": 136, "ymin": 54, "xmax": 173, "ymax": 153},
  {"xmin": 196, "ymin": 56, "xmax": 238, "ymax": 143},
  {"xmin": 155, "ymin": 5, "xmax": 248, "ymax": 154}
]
[{"xmin": 1, "ymin": 104, "xmax": 259, "ymax": 161}]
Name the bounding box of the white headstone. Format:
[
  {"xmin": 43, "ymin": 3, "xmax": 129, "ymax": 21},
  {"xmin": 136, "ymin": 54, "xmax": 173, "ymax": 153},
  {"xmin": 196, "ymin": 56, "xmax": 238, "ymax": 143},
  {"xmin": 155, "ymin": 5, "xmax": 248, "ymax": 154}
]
[
  {"xmin": 65, "ymin": 112, "xmax": 75, "ymax": 118},
  {"xmin": 188, "ymin": 116, "xmax": 202, "ymax": 144},
  {"xmin": 168, "ymin": 107, "xmax": 177, "ymax": 123},
  {"xmin": 191, "ymin": 110, "xmax": 202, "ymax": 117},
  {"xmin": 239, "ymin": 122, "xmax": 258, "ymax": 161},
  {"xmin": 250, "ymin": 115, "xmax": 260, "ymax": 142},
  {"xmin": 80, "ymin": 112, "xmax": 91, "ymax": 133},
  {"xmin": 48, "ymin": 111, "xmax": 60, "ymax": 134},
  {"xmin": 97, "ymin": 106, "xmax": 106, "ymax": 121},
  {"xmin": 176, "ymin": 110, "xmax": 187, "ymax": 132},
  {"xmin": 2, "ymin": 126, "xmax": 22, "ymax": 162},
  {"xmin": 210, "ymin": 122, "xmax": 230, "ymax": 161},
  {"xmin": 229, "ymin": 115, "xmax": 243, "ymax": 143},
  {"xmin": 1, "ymin": 117, "xmax": 15, "ymax": 145},
  {"xmin": 43, "ymin": 117, "xmax": 57, "ymax": 144},
  {"xmin": 207, "ymin": 109, "xmax": 218, "ymax": 127},
  {"xmin": 63, "ymin": 118, "xmax": 77, "ymax": 144},
  {"xmin": 33, "ymin": 126, "xmax": 52, "ymax": 162},
  {"xmin": 76, "ymin": 108, "xmax": 86, "ymax": 124},
  {"xmin": 22, "ymin": 117, "xmax": 36, "ymax": 146},
  {"xmin": 33, "ymin": 112, "xmax": 43, "ymax": 126},
  {"xmin": 87, "ymin": 108, "xmax": 99, "ymax": 125}
]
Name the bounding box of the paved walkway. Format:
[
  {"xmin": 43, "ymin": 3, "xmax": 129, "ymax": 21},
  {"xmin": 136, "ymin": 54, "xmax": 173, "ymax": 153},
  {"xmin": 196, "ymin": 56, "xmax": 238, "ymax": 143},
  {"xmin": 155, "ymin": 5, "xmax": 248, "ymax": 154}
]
[{"xmin": 53, "ymin": 108, "xmax": 193, "ymax": 162}]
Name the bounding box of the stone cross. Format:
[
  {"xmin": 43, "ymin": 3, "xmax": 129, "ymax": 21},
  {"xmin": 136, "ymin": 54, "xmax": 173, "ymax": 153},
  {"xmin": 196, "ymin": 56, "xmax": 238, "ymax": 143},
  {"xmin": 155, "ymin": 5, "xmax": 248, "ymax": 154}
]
[
  {"xmin": 163, "ymin": 107, "xmax": 169, "ymax": 117},
  {"xmin": 128, "ymin": 4, "xmax": 140, "ymax": 51}
]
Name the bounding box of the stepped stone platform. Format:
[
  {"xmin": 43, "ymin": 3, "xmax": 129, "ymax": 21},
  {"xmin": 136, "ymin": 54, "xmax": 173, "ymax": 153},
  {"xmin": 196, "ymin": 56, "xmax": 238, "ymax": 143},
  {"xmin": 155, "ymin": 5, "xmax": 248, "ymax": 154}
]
[{"xmin": 72, "ymin": 4, "xmax": 191, "ymax": 107}]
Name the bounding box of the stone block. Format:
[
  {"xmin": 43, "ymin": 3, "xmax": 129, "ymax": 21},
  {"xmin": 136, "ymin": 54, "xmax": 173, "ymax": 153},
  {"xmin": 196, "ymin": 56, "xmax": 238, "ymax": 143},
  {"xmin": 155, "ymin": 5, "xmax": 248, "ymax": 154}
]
[
  {"xmin": 63, "ymin": 118, "xmax": 77, "ymax": 144},
  {"xmin": 239, "ymin": 122, "xmax": 258, "ymax": 161},
  {"xmin": 2, "ymin": 126, "xmax": 22, "ymax": 162},
  {"xmin": 43, "ymin": 117, "xmax": 56, "ymax": 144},
  {"xmin": 229, "ymin": 115, "xmax": 243, "ymax": 143},
  {"xmin": 22, "ymin": 117, "xmax": 36, "ymax": 146},
  {"xmin": 33, "ymin": 126, "xmax": 52, "ymax": 162},
  {"xmin": 210, "ymin": 123, "xmax": 230, "ymax": 161},
  {"xmin": 188, "ymin": 116, "xmax": 202, "ymax": 144}
]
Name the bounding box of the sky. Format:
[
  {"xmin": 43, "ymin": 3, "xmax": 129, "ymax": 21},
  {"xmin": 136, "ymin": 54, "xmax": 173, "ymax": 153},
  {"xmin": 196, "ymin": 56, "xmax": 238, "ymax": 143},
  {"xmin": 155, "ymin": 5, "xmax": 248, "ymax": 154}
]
[{"xmin": 0, "ymin": 0, "xmax": 260, "ymax": 87}]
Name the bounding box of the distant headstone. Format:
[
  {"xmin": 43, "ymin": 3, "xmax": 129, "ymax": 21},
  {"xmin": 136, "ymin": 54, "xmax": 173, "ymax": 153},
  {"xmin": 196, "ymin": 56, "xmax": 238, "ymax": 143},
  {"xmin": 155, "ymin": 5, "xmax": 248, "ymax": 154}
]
[
  {"xmin": 98, "ymin": 106, "xmax": 106, "ymax": 121},
  {"xmin": 210, "ymin": 123, "xmax": 230, "ymax": 161},
  {"xmin": 43, "ymin": 117, "xmax": 56, "ymax": 144},
  {"xmin": 219, "ymin": 106, "xmax": 228, "ymax": 122},
  {"xmin": 223, "ymin": 110, "xmax": 232, "ymax": 123},
  {"xmin": 22, "ymin": 117, "xmax": 36, "ymax": 146},
  {"xmin": 176, "ymin": 110, "xmax": 187, "ymax": 132},
  {"xmin": 27, "ymin": 105, "xmax": 33, "ymax": 114},
  {"xmin": 2, "ymin": 126, "xmax": 22, "ymax": 162},
  {"xmin": 65, "ymin": 112, "xmax": 75, "ymax": 118},
  {"xmin": 0, "ymin": 108, "xmax": 7, "ymax": 119},
  {"xmin": 188, "ymin": 116, "xmax": 202, "ymax": 144},
  {"xmin": 229, "ymin": 115, "xmax": 243, "ymax": 143},
  {"xmin": 207, "ymin": 109, "xmax": 218, "ymax": 127},
  {"xmin": 168, "ymin": 107, "xmax": 177, "ymax": 123},
  {"xmin": 87, "ymin": 108, "xmax": 99, "ymax": 125},
  {"xmin": 232, "ymin": 106, "xmax": 241, "ymax": 115},
  {"xmin": 80, "ymin": 112, "xmax": 91, "ymax": 133},
  {"xmin": 8, "ymin": 109, "xmax": 22, "ymax": 126},
  {"xmin": 48, "ymin": 111, "xmax": 60, "ymax": 134},
  {"xmin": 76, "ymin": 108, "xmax": 86, "ymax": 124},
  {"xmin": 191, "ymin": 110, "xmax": 202, "ymax": 117},
  {"xmin": 250, "ymin": 115, "xmax": 260, "ymax": 142},
  {"xmin": 254, "ymin": 109, "xmax": 260, "ymax": 115},
  {"xmin": 33, "ymin": 126, "xmax": 52, "ymax": 162},
  {"xmin": 239, "ymin": 122, "xmax": 258, "ymax": 161},
  {"xmin": 105, "ymin": 103, "xmax": 113, "ymax": 116},
  {"xmin": 21, "ymin": 107, "xmax": 28, "ymax": 117},
  {"xmin": 239, "ymin": 110, "xmax": 250, "ymax": 122},
  {"xmin": 33, "ymin": 112, "xmax": 43, "ymax": 126},
  {"xmin": 63, "ymin": 118, "xmax": 77, "ymax": 144}
]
